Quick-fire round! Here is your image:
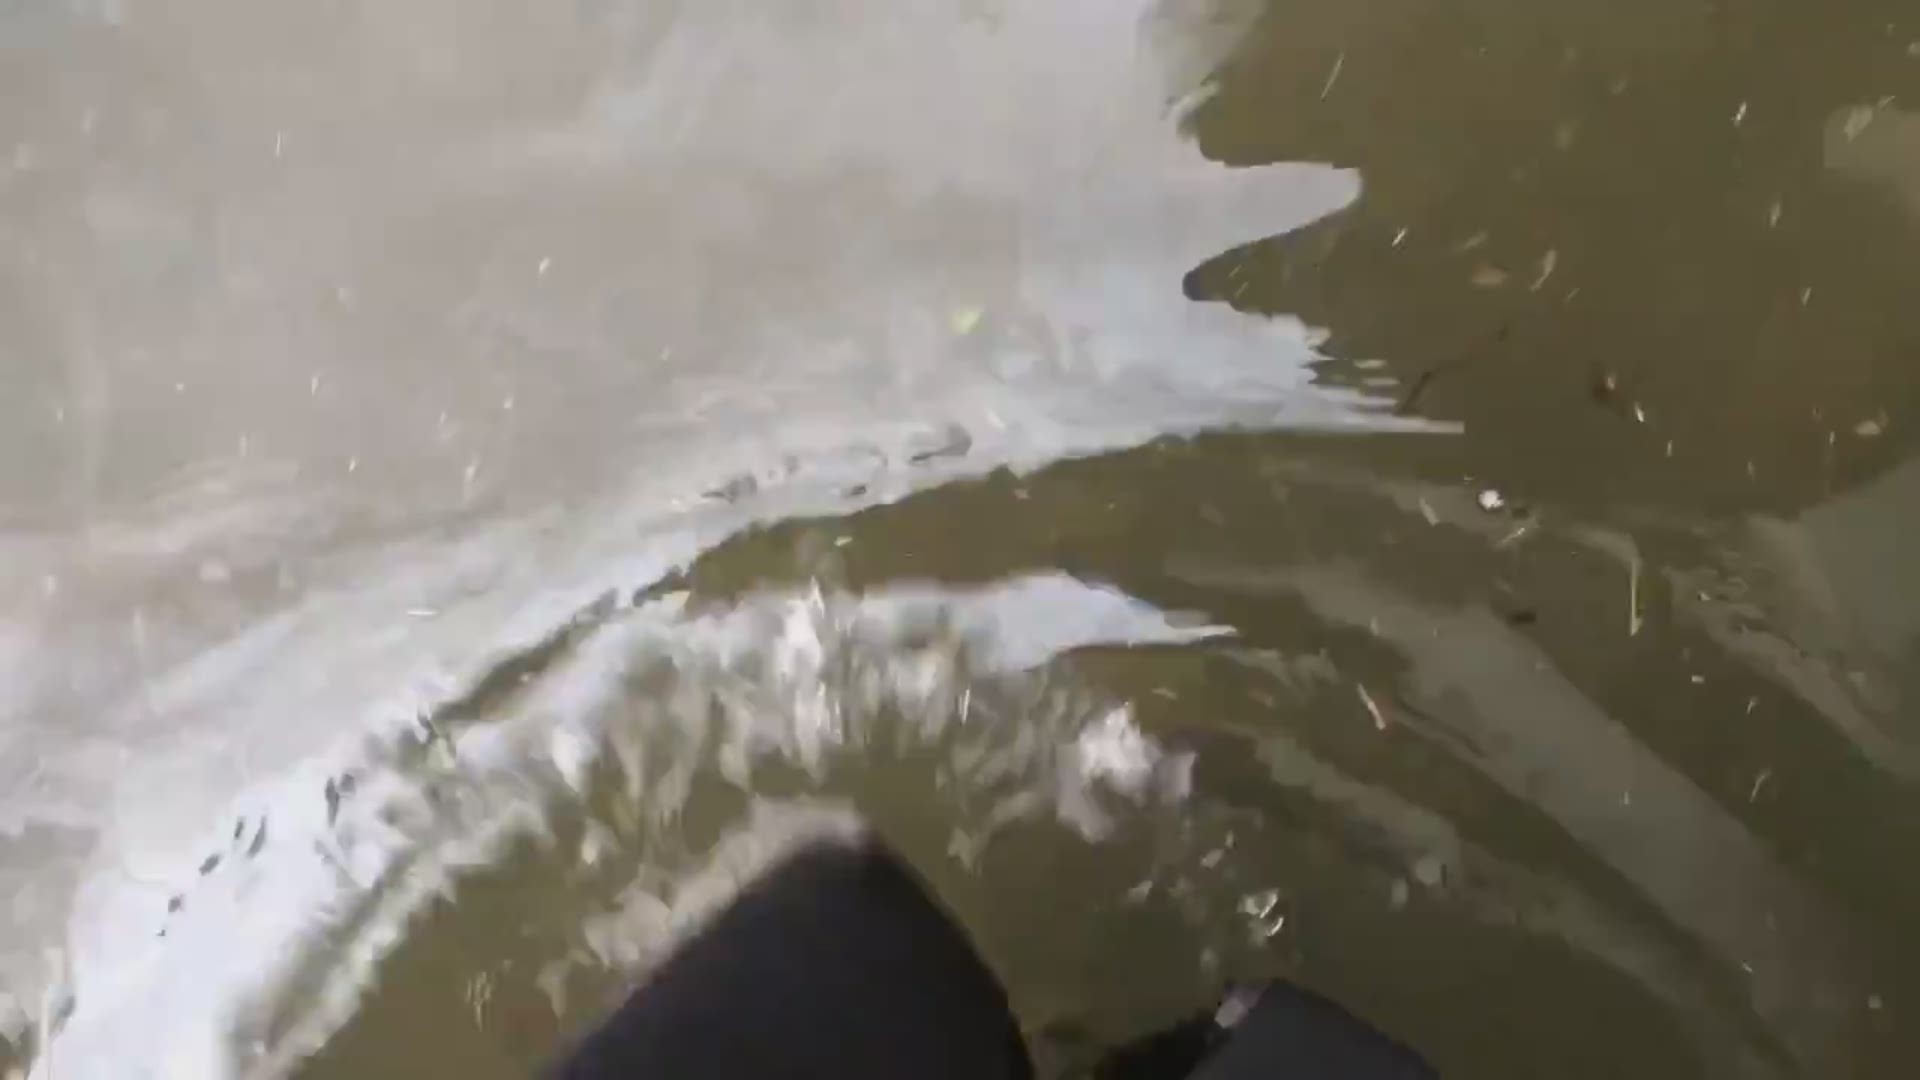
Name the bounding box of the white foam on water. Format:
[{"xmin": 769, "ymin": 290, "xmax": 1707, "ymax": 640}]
[{"xmin": 1, "ymin": 1, "xmax": 1457, "ymax": 1074}]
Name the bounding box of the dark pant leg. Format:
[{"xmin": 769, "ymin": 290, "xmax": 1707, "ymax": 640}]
[
  {"xmin": 552, "ymin": 828, "xmax": 1431, "ymax": 1080},
  {"xmin": 551, "ymin": 832, "xmax": 1032, "ymax": 1080}
]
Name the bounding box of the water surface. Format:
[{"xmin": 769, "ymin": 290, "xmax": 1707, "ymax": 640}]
[{"xmin": 2, "ymin": 1, "xmax": 1917, "ymax": 1077}]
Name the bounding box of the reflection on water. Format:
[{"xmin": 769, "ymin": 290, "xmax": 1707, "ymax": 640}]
[{"xmin": 3, "ymin": 0, "xmax": 1918, "ymax": 1077}]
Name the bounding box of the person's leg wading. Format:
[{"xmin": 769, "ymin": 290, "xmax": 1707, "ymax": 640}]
[{"xmin": 550, "ymin": 831, "xmax": 1033, "ymax": 1080}]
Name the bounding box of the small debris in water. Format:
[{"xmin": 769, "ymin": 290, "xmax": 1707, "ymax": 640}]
[
  {"xmin": 1632, "ymin": 402, "xmax": 1647, "ymax": 424},
  {"xmin": 406, "ymin": 608, "xmax": 438, "ymax": 619},
  {"xmin": 1854, "ymin": 415, "xmax": 1886, "ymax": 438},
  {"xmin": 325, "ymin": 778, "xmax": 341, "ymax": 824},
  {"xmin": 1628, "ymin": 556, "xmax": 1643, "ymax": 637},
  {"xmin": 1690, "ymin": 674, "xmax": 1705, "ymax": 685},
  {"xmin": 1478, "ymin": 489, "xmax": 1505, "ymax": 512},
  {"xmin": 1591, "ymin": 368, "xmax": 1620, "ymax": 403},
  {"xmin": 198, "ymin": 852, "xmax": 221, "ymax": 876},
  {"xmin": 1418, "ymin": 498, "xmax": 1439, "ymax": 526},
  {"xmin": 1732, "ymin": 101, "xmax": 1748, "ymax": 126},
  {"xmin": 1495, "ymin": 523, "xmax": 1533, "ymax": 549},
  {"xmin": 536, "ymin": 257, "xmax": 552, "ymax": 277},
  {"xmin": 1768, "ymin": 200, "xmax": 1783, "ymax": 229},
  {"xmin": 167, "ymin": 894, "xmax": 183, "ymax": 914},
  {"xmin": 1392, "ymin": 227, "xmax": 1409, "ymax": 247},
  {"xmin": 246, "ymin": 818, "xmax": 269, "ymax": 858},
  {"xmin": 949, "ymin": 306, "xmax": 984, "ymax": 335},
  {"xmin": 1868, "ymin": 994, "xmax": 1884, "ymax": 1011},
  {"xmin": 1749, "ymin": 769, "xmax": 1772, "ymax": 803},
  {"xmin": 1529, "ymin": 249, "xmax": 1558, "ymax": 291},
  {"xmin": 1319, "ymin": 52, "xmax": 1345, "ymax": 100},
  {"xmin": 1357, "ymin": 684, "xmax": 1388, "ymax": 730}
]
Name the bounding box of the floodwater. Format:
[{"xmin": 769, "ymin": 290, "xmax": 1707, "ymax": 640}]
[{"xmin": 2, "ymin": 0, "xmax": 1917, "ymax": 1076}]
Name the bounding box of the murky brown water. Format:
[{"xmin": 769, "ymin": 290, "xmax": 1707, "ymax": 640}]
[{"xmin": 3, "ymin": 1, "xmax": 1918, "ymax": 1077}]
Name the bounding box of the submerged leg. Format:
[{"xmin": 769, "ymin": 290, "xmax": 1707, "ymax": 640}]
[{"xmin": 551, "ymin": 830, "xmax": 1032, "ymax": 1080}]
